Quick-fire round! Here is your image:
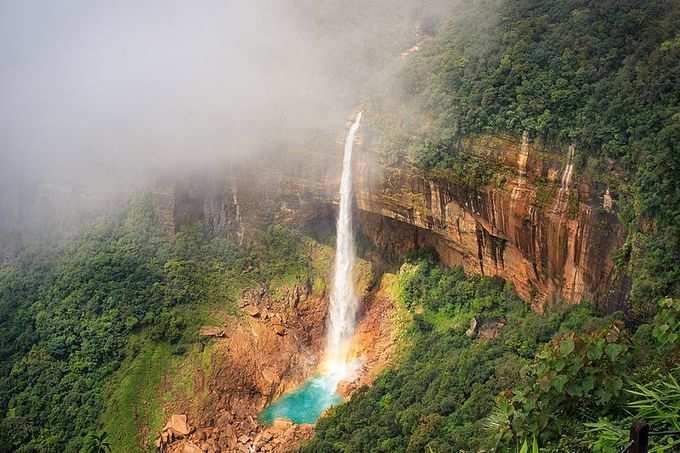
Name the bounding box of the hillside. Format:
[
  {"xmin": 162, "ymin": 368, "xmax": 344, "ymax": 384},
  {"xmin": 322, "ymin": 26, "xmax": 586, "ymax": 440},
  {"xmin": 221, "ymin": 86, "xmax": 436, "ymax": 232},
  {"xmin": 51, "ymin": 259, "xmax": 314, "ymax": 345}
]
[
  {"xmin": 302, "ymin": 0, "xmax": 680, "ymax": 450},
  {"xmin": 1, "ymin": 1, "xmax": 680, "ymax": 452},
  {"xmin": 369, "ymin": 0, "xmax": 680, "ymax": 319}
]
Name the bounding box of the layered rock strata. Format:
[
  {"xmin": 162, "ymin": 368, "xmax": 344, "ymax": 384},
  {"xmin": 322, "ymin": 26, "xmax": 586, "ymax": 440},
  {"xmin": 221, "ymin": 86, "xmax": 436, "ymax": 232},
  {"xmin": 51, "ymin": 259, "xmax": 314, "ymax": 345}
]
[{"xmin": 156, "ymin": 129, "xmax": 625, "ymax": 310}]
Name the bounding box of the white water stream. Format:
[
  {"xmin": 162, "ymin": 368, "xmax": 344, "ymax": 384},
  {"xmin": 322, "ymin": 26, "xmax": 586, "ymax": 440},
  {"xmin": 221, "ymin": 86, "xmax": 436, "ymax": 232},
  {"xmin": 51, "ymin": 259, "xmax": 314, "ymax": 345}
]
[
  {"xmin": 559, "ymin": 144, "xmax": 576, "ymax": 200},
  {"xmin": 324, "ymin": 111, "xmax": 362, "ymax": 379}
]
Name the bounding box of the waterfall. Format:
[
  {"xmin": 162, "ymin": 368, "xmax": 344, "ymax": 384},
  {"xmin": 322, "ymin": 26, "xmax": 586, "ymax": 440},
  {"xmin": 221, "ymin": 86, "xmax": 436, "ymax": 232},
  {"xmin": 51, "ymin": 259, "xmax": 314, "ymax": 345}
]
[
  {"xmin": 325, "ymin": 111, "xmax": 362, "ymax": 378},
  {"xmin": 559, "ymin": 144, "xmax": 576, "ymax": 199}
]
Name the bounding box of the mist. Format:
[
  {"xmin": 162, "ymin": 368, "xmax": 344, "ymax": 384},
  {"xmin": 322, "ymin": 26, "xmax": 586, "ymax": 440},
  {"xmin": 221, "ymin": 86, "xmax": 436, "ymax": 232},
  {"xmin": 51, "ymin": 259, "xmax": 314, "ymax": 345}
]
[{"xmin": 0, "ymin": 0, "xmax": 453, "ymax": 243}]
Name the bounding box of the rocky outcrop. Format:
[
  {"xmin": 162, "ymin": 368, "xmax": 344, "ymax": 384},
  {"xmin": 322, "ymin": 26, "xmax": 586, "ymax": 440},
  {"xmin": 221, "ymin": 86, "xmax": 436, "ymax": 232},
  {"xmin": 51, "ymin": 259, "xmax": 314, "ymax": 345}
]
[
  {"xmin": 159, "ymin": 271, "xmax": 396, "ymax": 453},
  {"xmin": 199, "ymin": 326, "xmax": 226, "ymax": 338},
  {"xmin": 156, "ymin": 127, "xmax": 625, "ymax": 311},
  {"xmin": 252, "ymin": 420, "xmax": 315, "ymax": 453},
  {"xmin": 157, "ymin": 414, "xmax": 193, "ymax": 449},
  {"xmin": 352, "ymin": 135, "xmax": 624, "ymax": 310},
  {"xmin": 160, "ymin": 283, "xmax": 327, "ymax": 453},
  {"xmin": 356, "ymin": 134, "xmax": 625, "ymax": 309}
]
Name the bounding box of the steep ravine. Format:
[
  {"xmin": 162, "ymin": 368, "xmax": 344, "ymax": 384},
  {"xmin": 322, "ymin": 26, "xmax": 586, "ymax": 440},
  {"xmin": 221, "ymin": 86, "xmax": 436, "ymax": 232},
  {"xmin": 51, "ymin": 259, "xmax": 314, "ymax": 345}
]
[{"xmin": 154, "ymin": 128, "xmax": 627, "ymax": 312}]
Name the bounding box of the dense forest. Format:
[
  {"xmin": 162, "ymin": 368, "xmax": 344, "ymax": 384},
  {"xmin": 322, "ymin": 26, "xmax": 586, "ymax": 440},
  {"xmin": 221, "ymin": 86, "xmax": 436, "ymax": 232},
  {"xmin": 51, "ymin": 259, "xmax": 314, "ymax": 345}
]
[
  {"xmin": 371, "ymin": 0, "xmax": 680, "ymax": 318},
  {"xmin": 0, "ymin": 197, "xmax": 321, "ymax": 452},
  {"xmin": 2, "ymin": 0, "xmax": 680, "ymax": 452}
]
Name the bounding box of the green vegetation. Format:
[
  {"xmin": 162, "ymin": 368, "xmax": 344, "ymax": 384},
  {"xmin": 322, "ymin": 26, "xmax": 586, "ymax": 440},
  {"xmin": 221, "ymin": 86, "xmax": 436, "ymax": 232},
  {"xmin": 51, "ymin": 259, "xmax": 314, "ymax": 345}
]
[
  {"xmin": 301, "ymin": 255, "xmax": 680, "ymax": 452},
  {"xmin": 0, "ymin": 196, "xmax": 326, "ymax": 453},
  {"xmin": 3, "ymin": 2, "xmax": 680, "ymax": 452},
  {"xmin": 101, "ymin": 341, "xmax": 173, "ymax": 453},
  {"xmin": 371, "ymin": 0, "xmax": 680, "ymax": 318},
  {"xmin": 400, "ymin": 1, "xmax": 680, "ymax": 155}
]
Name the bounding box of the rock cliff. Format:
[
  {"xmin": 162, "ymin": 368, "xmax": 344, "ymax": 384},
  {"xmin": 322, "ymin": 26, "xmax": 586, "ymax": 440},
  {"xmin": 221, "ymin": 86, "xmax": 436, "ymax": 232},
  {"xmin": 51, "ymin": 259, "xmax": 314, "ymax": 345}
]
[
  {"xmin": 155, "ymin": 125, "xmax": 626, "ymax": 310},
  {"xmin": 353, "ymin": 133, "xmax": 626, "ymax": 310}
]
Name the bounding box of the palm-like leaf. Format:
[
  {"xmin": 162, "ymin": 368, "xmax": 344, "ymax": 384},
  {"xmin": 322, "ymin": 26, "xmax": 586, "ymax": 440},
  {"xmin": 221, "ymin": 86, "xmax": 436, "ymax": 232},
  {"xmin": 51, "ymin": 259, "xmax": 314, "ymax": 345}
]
[{"xmin": 87, "ymin": 431, "xmax": 112, "ymax": 453}]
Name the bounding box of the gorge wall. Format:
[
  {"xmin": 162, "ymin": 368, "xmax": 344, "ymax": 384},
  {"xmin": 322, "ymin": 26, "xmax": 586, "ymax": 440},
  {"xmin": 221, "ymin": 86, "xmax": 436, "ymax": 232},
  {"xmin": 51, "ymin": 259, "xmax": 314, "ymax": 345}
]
[
  {"xmin": 353, "ymin": 133, "xmax": 625, "ymax": 311},
  {"xmin": 154, "ymin": 125, "xmax": 627, "ymax": 311}
]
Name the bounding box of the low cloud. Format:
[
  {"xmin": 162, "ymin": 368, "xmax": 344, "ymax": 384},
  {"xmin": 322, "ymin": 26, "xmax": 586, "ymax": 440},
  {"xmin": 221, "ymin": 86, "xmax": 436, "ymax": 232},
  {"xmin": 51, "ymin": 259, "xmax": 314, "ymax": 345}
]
[{"xmin": 0, "ymin": 0, "xmax": 456, "ymax": 236}]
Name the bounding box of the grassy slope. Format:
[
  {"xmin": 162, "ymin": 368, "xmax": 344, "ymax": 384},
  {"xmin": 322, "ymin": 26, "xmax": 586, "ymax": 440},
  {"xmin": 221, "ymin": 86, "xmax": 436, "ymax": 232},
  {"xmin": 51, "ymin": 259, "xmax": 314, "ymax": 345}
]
[
  {"xmin": 102, "ymin": 336, "xmax": 218, "ymax": 453},
  {"xmin": 102, "ymin": 340, "xmax": 173, "ymax": 453}
]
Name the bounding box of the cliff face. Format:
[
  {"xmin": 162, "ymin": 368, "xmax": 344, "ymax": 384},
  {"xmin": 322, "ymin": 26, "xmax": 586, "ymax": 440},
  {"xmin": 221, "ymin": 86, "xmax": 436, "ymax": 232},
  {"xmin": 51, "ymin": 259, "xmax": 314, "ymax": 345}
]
[
  {"xmin": 353, "ymin": 134, "xmax": 624, "ymax": 309},
  {"xmin": 158, "ymin": 128, "xmax": 625, "ymax": 310}
]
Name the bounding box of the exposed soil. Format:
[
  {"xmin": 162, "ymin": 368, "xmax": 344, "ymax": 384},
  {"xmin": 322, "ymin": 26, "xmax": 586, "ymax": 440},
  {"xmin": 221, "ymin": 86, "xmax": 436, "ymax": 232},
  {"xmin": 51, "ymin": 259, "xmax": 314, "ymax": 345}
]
[{"xmin": 158, "ymin": 278, "xmax": 396, "ymax": 453}]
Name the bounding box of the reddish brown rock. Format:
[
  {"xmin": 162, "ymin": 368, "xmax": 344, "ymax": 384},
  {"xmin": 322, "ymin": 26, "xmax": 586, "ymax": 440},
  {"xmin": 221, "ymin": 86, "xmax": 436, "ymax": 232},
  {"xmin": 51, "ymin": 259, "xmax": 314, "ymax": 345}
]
[
  {"xmin": 271, "ymin": 319, "xmax": 286, "ymax": 336},
  {"xmin": 181, "ymin": 441, "xmax": 203, "ymax": 453},
  {"xmin": 199, "ymin": 326, "xmax": 226, "ymax": 337},
  {"xmin": 243, "ymin": 305, "xmax": 261, "ymax": 318},
  {"xmin": 336, "ymin": 380, "xmax": 356, "ymax": 398},
  {"xmin": 160, "ymin": 132, "xmax": 625, "ymax": 312},
  {"xmin": 348, "ymin": 133, "xmax": 627, "ymax": 311},
  {"xmin": 164, "ymin": 414, "xmax": 192, "ymax": 437}
]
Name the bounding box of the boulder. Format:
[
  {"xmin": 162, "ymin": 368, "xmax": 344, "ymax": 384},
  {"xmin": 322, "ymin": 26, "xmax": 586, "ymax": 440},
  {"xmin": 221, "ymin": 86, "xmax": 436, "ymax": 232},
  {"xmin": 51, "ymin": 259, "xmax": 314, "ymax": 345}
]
[
  {"xmin": 478, "ymin": 319, "xmax": 506, "ymax": 340},
  {"xmin": 465, "ymin": 318, "xmax": 478, "ymax": 338},
  {"xmin": 163, "ymin": 414, "xmax": 192, "ymax": 437},
  {"xmin": 254, "ymin": 430, "xmax": 273, "ymax": 447},
  {"xmin": 271, "ymin": 419, "xmax": 293, "ymax": 433},
  {"xmin": 238, "ymin": 434, "xmax": 250, "ymax": 444},
  {"xmin": 199, "ymin": 326, "xmax": 226, "ymax": 337},
  {"xmin": 182, "ymin": 441, "xmax": 204, "ymax": 453},
  {"xmin": 243, "ymin": 305, "xmax": 260, "ymax": 318}
]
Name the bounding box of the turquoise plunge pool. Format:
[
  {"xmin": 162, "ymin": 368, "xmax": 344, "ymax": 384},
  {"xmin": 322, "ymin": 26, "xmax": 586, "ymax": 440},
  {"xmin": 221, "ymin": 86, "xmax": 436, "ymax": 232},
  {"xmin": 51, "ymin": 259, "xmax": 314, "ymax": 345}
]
[{"xmin": 259, "ymin": 375, "xmax": 342, "ymax": 425}]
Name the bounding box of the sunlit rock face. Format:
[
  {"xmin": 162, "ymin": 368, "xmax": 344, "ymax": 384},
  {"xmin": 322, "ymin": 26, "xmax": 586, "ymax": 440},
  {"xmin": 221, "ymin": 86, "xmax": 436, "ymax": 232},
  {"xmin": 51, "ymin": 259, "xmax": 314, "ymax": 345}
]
[
  {"xmin": 352, "ymin": 133, "xmax": 627, "ymax": 311},
  {"xmin": 158, "ymin": 127, "xmax": 627, "ymax": 312}
]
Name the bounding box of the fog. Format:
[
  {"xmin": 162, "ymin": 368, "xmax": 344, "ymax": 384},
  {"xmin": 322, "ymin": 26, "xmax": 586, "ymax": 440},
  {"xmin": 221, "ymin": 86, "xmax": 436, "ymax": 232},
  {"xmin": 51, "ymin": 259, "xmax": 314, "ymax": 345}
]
[{"xmin": 0, "ymin": 0, "xmax": 452, "ymax": 242}]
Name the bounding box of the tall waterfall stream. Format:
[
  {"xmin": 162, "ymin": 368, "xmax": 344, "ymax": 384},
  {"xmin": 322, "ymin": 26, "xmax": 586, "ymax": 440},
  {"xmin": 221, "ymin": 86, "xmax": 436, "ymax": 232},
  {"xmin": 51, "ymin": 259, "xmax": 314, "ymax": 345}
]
[
  {"xmin": 325, "ymin": 111, "xmax": 363, "ymax": 377},
  {"xmin": 260, "ymin": 113, "xmax": 363, "ymax": 425}
]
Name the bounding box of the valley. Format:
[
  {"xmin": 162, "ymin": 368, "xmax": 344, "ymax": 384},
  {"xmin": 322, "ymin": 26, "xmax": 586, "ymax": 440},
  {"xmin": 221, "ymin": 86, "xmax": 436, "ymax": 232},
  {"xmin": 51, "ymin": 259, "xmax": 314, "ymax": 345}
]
[{"xmin": 1, "ymin": 1, "xmax": 680, "ymax": 452}]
